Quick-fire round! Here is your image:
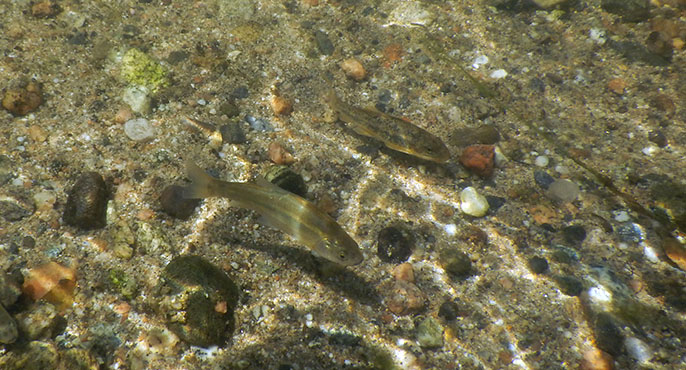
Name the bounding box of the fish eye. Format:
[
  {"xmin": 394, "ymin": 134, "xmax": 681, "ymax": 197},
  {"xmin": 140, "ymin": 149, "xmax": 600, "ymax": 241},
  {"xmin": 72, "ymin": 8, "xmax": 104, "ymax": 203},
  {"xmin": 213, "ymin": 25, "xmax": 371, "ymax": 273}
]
[{"xmin": 339, "ymin": 251, "xmax": 347, "ymax": 260}]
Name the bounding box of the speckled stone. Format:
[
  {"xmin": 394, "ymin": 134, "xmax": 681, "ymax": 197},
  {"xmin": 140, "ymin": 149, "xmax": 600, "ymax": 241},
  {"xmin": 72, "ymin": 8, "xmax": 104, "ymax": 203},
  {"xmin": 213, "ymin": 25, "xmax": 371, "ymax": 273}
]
[
  {"xmin": 528, "ymin": 256, "xmax": 549, "ymax": 274},
  {"xmin": 383, "ymin": 280, "xmax": 426, "ymax": 316},
  {"xmin": 416, "ymin": 317, "xmax": 444, "ymax": 348},
  {"xmin": 9, "ymin": 340, "xmax": 59, "ymax": 370},
  {"xmin": 63, "ymin": 172, "xmax": 109, "ymax": 230},
  {"xmin": 554, "ymin": 275, "xmax": 583, "ymax": 296},
  {"xmin": 219, "ymin": 122, "xmax": 247, "ymax": 144},
  {"xmin": 438, "ymin": 300, "xmax": 461, "ymax": 321},
  {"xmin": 1, "ymin": 81, "xmax": 43, "ymax": 116},
  {"xmin": 562, "ymin": 225, "xmax": 587, "ymax": 245},
  {"xmin": 314, "ymin": 29, "xmax": 334, "ymax": 55},
  {"xmin": 0, "ymin": 304, "xmax": 18, "ymax": 344},
  {"xmin": 376, "ymin": 226, "xmax": 413, "ymax": 263},
  {"xmin": 439, "ymin": 248, "xmax": 473, "ymax": 279}
]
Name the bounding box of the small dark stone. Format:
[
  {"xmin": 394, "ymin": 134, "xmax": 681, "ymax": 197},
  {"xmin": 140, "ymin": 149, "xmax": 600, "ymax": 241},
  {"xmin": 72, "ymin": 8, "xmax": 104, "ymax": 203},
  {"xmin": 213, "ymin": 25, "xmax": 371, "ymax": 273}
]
[
  {"xmin": 67, "ymin": 32, "xmax": 88, "ymax": 45},
  {"xmin": 438, "ymin": 300, "xmax": 460, "ymax": 321},
  {"xmin": 528, "ymin": 256, "xmax": 549, "ymax": 274},
  {"xmin": 648, "ymin": 130, "xmax": 667, "ymax": 148},
  {"xmin": 0, "ymin": 155, "xmax": 14, "ymax": 185},
  {"xmin": 601, "ymin": 0, "xmax": 650, "ymax": 22},
  {"xmin": 562, "ymin": 225, "xmax": 587, "ymax": 245},
  {"xmin": 219, "ymin": 122, "xmax": 246, "ymax": 144},
  {"xmin": 314, "ymin": 30, "xmax": 334, "ymax": 56},
  {"xmin": 376, "ymin": 227, "xmax": 413, "ymax": 263},
  {"xmin": 593, "ymin": 313, "xmax": 624, "ymax": 356},
  {"xmin": 439, "ymin": 248, "xmax": 473, "ymax": 279},
  {"xmin": 646, "ymin": 32, "xmax": 674, "ymax": 60},
  {"xmin": 63, "ymin": 172, "xmax": 109, "ymax": 230},
  {"xmin": 529, "ymin": 77, "xmax": 546, "ymax": 93},
  {"xmin": 329, "ymin": 332, "xmax": 362, "ymax": 346},
  {"xmin": 0, "ymin": 196, "xmax": 34, "ymax": 222},
  {"xmin": 607, "ymin": 39, "xmax": 670, "ymax": 66},
  {"xmin": 554, "ymin": 275, "xmax": 583, "ymax": 296},
  {"xmin": 218, "ymin": 100, "xmax": 240, "ymax": 118},
  {"xmin": 231, "ymin": 86, "xmax": 249, "ymax": 100},
  {"xmin": 486, "ymin": 196, "xmax": 506, "ymax": 212},
  {"xmin": 162, "ymin": 255, "xmax": 239, "ymax": 347},
  {"xmin": 160, "ymin": 185, "xmax": 200, "ymax": 220},
  {"xmin": 616, "ymin": 222, "xmax": 644, "ymax": 243},
  {"xmin": 550, "ymin": 245, "xmax": 579, "ymax": 264},
  {"xmin": 22, "ymin": 235, "xmax": 35, "ymax": 249},
  {"xmin": 534, "ymin": 170, "xmax": 555, "ymax": 189},
  {"xmin": 264, "ymin": 165, "xmax": 307, "ymax": 197},
  {"xmin": 167, "ymin": 50, "xmax": 189, "ymax": 65}
]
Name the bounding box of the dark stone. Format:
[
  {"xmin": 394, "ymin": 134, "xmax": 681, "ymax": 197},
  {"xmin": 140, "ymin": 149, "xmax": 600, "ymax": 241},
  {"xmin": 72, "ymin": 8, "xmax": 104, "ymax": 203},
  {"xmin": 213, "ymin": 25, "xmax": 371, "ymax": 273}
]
[
  {"xmin": 550, "ymin": 245, "xmax": 579, "ymax": 264},
  {"xmin": 67, "ymin": 32, "xmax": 88, "ymax": 45},
  {"xmin": 162, "ymin": 255, "xmax": 239, "ymax": 347},
  {"xmin": 314, "ymin": 30, "xmax": 334, "ymax": 56},
  {"xmin": 167, "ymin": 50, "xmax": 189, "ymax": 65},
  {"xmin": 534, "ymin": 170, "xmax": 555, "ymax": 189},
  {"xmin": 219, "ymin": 122, "xmax": 246, "ymax": 144},
  {"xmin": 562, "ymin": 225, "xmax": 587, "ymax": 245},
  {"xmin": 438, "ymin": 300, "xmax": 460, "ymax": 321},
  {"xmin": 0, "ymin": 196, "xmax": 34, "ymax": 222},
  {"xmin": 264, "ymin": 165, "xmax": 307, "ymax": 197},
  {"xmin": 601, "ymin": 0, "xmax": 650, "ymax": 22},
  {"xmin": 439, "ymin": 248, "xmax": 473, "ymax": 278},
  {"xmin": 63, "ymin": 172, "xmax": 108, "ymax": 230},
  {"xmin": 329, "ymin": 332, "xmax": 362, "ymax": 346},
  {"xmin": 376, "ymin": 227, "xmax": 413, "ymax": 263},
  {"xmin": 648, "ymin": 130, "xmax": 667, "ymax": 147},
  {"xmin": 616, "ymin": 222, "xmax": 644, "ymax": 243},
  {"xmin": 218, "ymin": 100, "xmax": 240, "ymax": 118},
  {"xmin": 528, "ymin": 256, "xmax": 549, "ymax": 274},
  {"xmin": 231, "ymin": 86, "xmax": 249, "ymax": 100},
  {"xmin": 486, "ymin": 196, "xmax": 506, "ymax": 212},
  {"xmin": 554, "ymin": 275, "xmax": 583, "ymax": 296},
  {"xmin": 593, "ymin": 313, "xmax": 624, "ymax": 356},
  {"xmin": 607, "ymin": 39, "xmax": 670, "ymax": 66},
  {"xmin": 0, "ymin": 155, "xmax": 14, "ymax": 185},
  {"xmin": 529, "ymin": 77, "xmax": 546, "ymax": 93}
]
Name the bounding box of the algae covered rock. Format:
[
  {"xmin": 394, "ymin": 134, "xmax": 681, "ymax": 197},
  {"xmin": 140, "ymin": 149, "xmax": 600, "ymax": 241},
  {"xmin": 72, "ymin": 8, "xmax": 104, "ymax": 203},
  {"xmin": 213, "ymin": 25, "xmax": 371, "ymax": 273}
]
[{"xmin": 160, "ymin": 255, "xmax": 239, "ymax": 347}]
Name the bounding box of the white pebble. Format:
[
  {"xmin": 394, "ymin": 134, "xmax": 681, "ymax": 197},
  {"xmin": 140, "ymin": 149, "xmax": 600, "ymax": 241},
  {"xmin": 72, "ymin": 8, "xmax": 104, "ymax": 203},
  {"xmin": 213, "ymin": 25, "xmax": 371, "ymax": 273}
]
[
  {"xmin": 613, "ymin": 210, "xmax": 630, "ymax": 222},
  {"xmin": 546, "ymin": 179, "xmax": 579, "ymax": 203},
  {"xmin": 472, "ymin": 54, "xmax": 489, "ymax": 69},
  {"xmin": 460, "ymin": 187, "xmax": 489, "ymax": 217},
  {"xmin": 124, "ymin": 118, "xmax": 155, "ymax": 141},
  {"xmin": 587, "ymin": 286, "xmax": 613, "ymax": 311},
  {"xmin": 444, "ymin": 224, "xmax": 457, "ymax": 235},
  {"xmin": 625, "ymin": 337, "xmax": 652, "ymax": 364},
  {"xmin": 534, "ymin": 155, "xmax": 549, "ymax": 167},
  {"xmin": 122, "ymin": 85, "xmax": 151, "ymax": 114},
  {"xmin": 490, "ymin": 69, "xmax": 507, "ymax": 79},
  {"xmin": 643, "ymin": 243, "xmax": 659, "ymax": 263},
  {"xmin": 641, "ymin": 146, "xmax": 658, "ymax": 156}
]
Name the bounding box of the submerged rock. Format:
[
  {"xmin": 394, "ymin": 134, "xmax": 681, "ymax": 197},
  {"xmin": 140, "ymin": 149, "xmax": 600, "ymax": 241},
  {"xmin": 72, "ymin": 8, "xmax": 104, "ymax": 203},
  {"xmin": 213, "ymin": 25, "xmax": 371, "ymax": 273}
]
[
  {"xmin": 0, "ymin": 304, "xmax": 17, "ymax": 344},
  {"xmin": 160, "ymin": 255, "xmax": 239, "ymax": 347},
  {"xmin": 416, "ymin": 317, "xmax": 444, "ymax": 349},
  {"xmin": 63, "ymin": 172, "xmax": 109, "ymax": 230},
  {"xmin": 376, "ymin": 226, "xmax": 413, "ymax": 263}
]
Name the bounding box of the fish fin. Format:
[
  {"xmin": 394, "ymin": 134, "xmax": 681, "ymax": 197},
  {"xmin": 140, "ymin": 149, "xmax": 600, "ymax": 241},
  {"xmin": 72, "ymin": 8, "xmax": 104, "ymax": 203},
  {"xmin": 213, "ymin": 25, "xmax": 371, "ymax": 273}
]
[{"xmin": 183, "ymin": 160, "xmax": 216, "ymax": 199}]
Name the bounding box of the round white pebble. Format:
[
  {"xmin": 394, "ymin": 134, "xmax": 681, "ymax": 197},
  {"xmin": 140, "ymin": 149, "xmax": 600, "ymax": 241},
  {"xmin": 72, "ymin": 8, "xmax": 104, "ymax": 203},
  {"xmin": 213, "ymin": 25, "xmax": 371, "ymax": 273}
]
[
  {"xmin": 625, "ymin": 337, "xmax": 652, "ymax": 364},
  {"xmin": 490, "ymin": 69, "xmax": 508, "ymax": 79},
  {"xmin": 547, "ymin": 179, "xmax": 580, "ymax": 203},
  {"xmin": 534, "ymin": 155, "xmax": 549, "ymax": 167},
  {"xmin": 460, "ymin": 187, "xmax": 489, "ymax": 217},
  {"xmin": 124, "ymin": 118, "xmax": 155, "ymax": 141}
]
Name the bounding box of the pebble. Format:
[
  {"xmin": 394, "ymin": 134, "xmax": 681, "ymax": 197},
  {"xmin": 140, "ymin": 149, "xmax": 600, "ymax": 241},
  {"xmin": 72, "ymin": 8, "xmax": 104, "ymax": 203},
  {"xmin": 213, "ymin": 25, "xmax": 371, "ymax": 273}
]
[
  {"xmin": 264, "ymin": 165, "xmax": 307, "ymax": 197},
  {"xmin": 459, "ymin": 145, "xmax": 495, "ymax": 178},
  {"xmin": 485, "ymin": 195, "xmax": 506, "ymax": 212},
  {"xmin": 527, "ymin": 256, "xmax": 549, "ymax": 274},
  {"xmin": 219, "ymin": 122, "xmax": 247, "ymax": 144},
  {"xmin": 27, "ymin": 125, "xmax": 48, "ymax": 142},
  {"xmin": 124, "ymin": 118, "xmax": 155, "ymax": 141},
  {"xmin": 0, "ymin": 192, "xmax": 35, "ymax": 221},
  {"xmin": 0, "ymin": 304, "xmax": 18, "ymax": 344},
  {"xmin": 314, "ymin": 29, "xmax": 334, "ymax": 56},
  {"xmin": 534, "ymin": 155, "xmax": 549, "ymax": 167},
  {"xmin": 662, "ymin": 237, "xmax": 686, "ymax": 271},
  {"xmin": 244, "ymin": 115, "xmax": 273, "ymax": 131},
  {"xmin": 562, "ymin": 225, "xmax": 587, "ymax": 245},
  {"xmin": 546, "ymin": 179, "xmax": 580, "ymax": 203},
  {"xmin": 607, "ymin": 78, "xmax": 627, "ymax": 95},
  {"xmin": 270, "ymin": 95, "xmax": 293, "ymax": 116},
  {"xmin": 439, "ymin": 248, "xmax": 473, "ymax": 279},
  {"xmin": 383, "ymin": 280, "xmax": 426, "ymax": 316},
  {"xmin": 376, "ymin": 226, "xmax": 413, "ymax": 263},
  {"xmin": 616, "ymin": 222, "xmax": 644, "ymax": 243},
  {"xmin": 219, "ymin": 100, "xmax": 240, "ymax": 117},
  {"xmin": 416, "ymin": 317, "xmax": 443, "ymax": 349},
  {"xmin": 122, "ymin": 85, "xmax": 151, "ymax": 114},
  {"xmin": 31, "ymin": 1, "xmax": 62, "ymax": 18},
  {"xmin": 450, "ymin": 126, "xmax": 500, "ymax": 147},
  {"xmin": 460, "ymin": 187, "xmax": 489, "ymax": 217},
  {"xmin": 340, "ymin": 58, "xmax": 367, "ymax": 81},
  {"xmin": 554, "ymin": 275, "xmax": 583, "ymax": 296},
  {"xmin": 161, "ymin": 255, "xmax": 239, "ymax": 347},
  {"xmin": 108, "ymin": 269, "xmax": 138, "ymax": 299},
  {"xmin": 268, "ymin": 142, "xmax": 296, "ymax": 165},
  {"xmin": 63, "ymin": 172, "xmax": 109, "ymax": 229},
  {"xmin": 437, "ymin": 300, "xmax": 461, "ymax": 321},
  {"xmin": 0, "ymin": 272, "xmax": 21, "ymax": 307},
  {"xmin": 15, "ymin": 302, "xmax": 60, "ymax": 340},
  {"xmin": 534, "ymin": 170, "xmax": 555, "ymax": 189},
  {"xmin": 647, "ymin": 130, "xmax": 667, "ymax": 148},
  {"xmin": 392, "ymin": 263, "xmax": 414, "ymax": 282},
  {"xmin": 601, "ymin": 0, "xmax": 650, "ymax": 22},
  {"xmin": 2, "ymin": 81, "xmax": 43, "ymax": 116},
  {"xmin": 9, "ymin": 340, "xmax": 60, "ymax": 370},
  {"xmin": 593, "ymin": 312, "xmax": 624, "ymax": 356},
  {"xmin": 159, "ymin": 185, "xmax": 200, "ymax": 220},
  {"xmin": 624, "ymin": 337, "xmax": 652, "ymax": 364}
]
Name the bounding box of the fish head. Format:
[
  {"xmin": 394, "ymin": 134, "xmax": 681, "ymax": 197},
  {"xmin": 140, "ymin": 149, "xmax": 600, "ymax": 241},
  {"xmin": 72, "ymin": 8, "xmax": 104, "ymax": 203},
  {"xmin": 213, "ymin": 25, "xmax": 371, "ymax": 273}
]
[
  {"xmin": 314, "ymin": 234, "xmax": 363, "ymax": 266},
  {"xmin": 410, "ymin": 138, "xmax": 451, "ymax": 163}
]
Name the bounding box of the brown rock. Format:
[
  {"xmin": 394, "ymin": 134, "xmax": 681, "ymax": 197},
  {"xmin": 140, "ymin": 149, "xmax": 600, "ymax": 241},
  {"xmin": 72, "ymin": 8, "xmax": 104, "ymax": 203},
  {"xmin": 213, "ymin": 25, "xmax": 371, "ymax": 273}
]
[
  {"xmin": 392, "ymin": 263, "xmax": 414, "ymax": 283},
  {"xmin": 651, "ymin": 94, "xmax": 676, "ymax": 114},
  {"xmin": 340, "ymin": 58, "xmax": 367, "ymax": 81},
  {"xmin": 607, "ymin": 78, "xmax": 627, "ymax": 95},
  {"xmin": 459, "ymin": 144, "xmax": 495, "ymax": 178},
  {"xmin": 270, "ymin": 95, "xmax": 293, "ymax": 116},
  {"xmin": 32, "ymin": 1, "xmax": 61, "ymax": 18},
  {"xmin": 27, "ymin": 125, "xmax": 47, "ymax": 142},
  {"xmin": 383, "ymin": 280, "xmax": 425, "ymax": 315},
  {"xmin": 268, "ymin": 141, "xmax": 295, "ymax": 165},
  {"xmin": 663, "ymin": 236, "xmax": 686, "ymax": 271},
  {"xmin": 2, "ymin": 82, "xmax": 43, "ymax": 116}
]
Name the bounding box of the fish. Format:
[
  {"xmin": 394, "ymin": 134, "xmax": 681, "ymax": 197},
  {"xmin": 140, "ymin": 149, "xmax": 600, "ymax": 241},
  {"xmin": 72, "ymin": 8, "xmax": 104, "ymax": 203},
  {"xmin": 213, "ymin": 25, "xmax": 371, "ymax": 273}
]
[
  {"xmin": 183, "ymin": 161, "xmax": 363, "ymax": 266},
  {"xmin": 325, "ymin": 89, "xmax": 451, "ymax": 162}
]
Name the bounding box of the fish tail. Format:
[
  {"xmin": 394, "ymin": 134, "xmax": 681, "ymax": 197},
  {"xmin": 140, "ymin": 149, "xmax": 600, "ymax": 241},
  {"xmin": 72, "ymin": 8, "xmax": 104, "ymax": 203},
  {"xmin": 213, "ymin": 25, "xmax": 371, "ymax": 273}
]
[{"xmin": 183, "ymin": 160, "xmax": 217, "ymax": 199}]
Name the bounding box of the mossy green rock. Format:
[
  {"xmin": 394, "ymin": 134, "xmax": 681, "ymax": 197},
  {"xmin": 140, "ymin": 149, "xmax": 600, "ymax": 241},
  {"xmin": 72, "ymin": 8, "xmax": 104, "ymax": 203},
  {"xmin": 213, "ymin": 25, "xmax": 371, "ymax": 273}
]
[
  {"xmin": 121, "ymin": 48, "xmax": 169, "ymax": 93},
  {"xmin": 416, "ymin": 317, "xmax": 444, "ymax": 349},
  {"xmin": 162, "ymin": 255, "xmax": 239, "ymax": 347},
  {"xmin": 108, "ymin": 269, "xmax": 138, "ymax": 299}
]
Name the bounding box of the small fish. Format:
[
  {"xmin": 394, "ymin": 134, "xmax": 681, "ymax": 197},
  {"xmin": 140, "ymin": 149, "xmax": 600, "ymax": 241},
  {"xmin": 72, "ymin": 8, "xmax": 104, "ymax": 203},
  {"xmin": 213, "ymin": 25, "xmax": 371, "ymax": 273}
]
[
  {"xmin": 325, "ymin": 90, "xmax": 451, "ymax": 162},
  {"xmin": 183, "ymin": 161, "xmax": 363, "ymax": 266}
]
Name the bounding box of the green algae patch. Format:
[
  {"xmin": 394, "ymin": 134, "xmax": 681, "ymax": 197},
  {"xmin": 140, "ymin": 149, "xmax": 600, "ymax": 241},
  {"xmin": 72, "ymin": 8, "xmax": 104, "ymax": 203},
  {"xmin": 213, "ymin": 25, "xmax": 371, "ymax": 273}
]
[{"xmin": 121, "ymin": 48, "xmax": 169, "ymax": 93}]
